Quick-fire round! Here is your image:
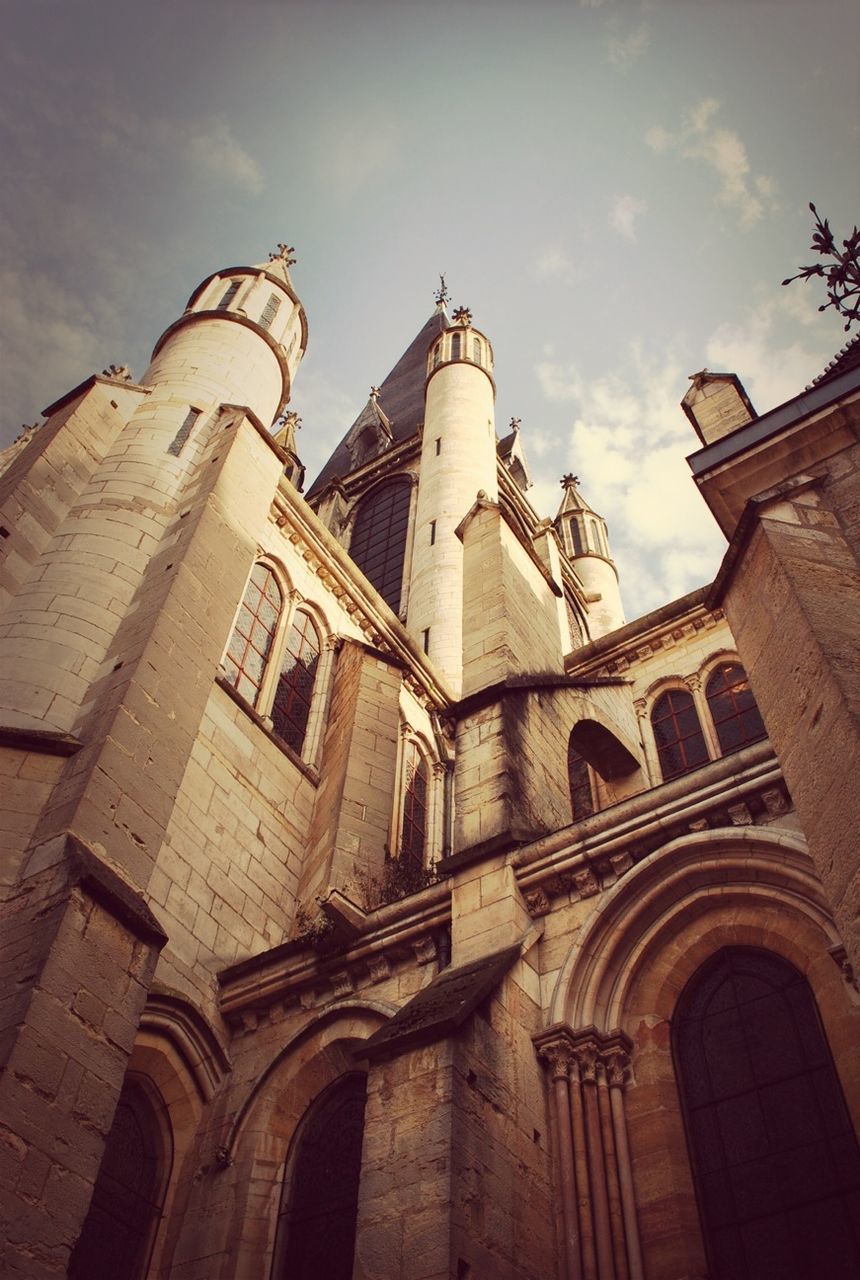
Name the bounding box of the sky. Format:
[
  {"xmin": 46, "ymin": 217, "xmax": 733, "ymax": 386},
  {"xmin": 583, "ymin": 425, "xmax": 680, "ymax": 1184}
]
[{"xmin": 2, "ymin": 0, "xmax": 858, "ymax": 617}]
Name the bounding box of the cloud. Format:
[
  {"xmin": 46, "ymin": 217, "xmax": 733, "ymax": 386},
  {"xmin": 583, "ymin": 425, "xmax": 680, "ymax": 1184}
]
[
  {"xmin": 610, "ymin": 194, "xmax": 646, "ymax": 241},
  {"xmin": 186, "ymin": 119, "xmax": 264, "ymax": 195},
  {"xmin": 705, "ymin": 284, "xmax": 831, "ymax": 412},
  {"xmin": 608, "ymin": 22, "xmax": 651, "ymax": 72},
  {"xmin": 645, "ymin": 98, "xmax": 777, "ymax": 228},
  {"xmin": 536, "ymin": 248, "xmax": 578, "ymax": 283},
  {"xmin": 535, "ymin": 344, "xmax": 726, "ymax": 615}
]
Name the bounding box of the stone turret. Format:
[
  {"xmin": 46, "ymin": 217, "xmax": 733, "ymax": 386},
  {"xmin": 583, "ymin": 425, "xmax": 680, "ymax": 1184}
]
[
  {"xmin": 407, "ymin": 304, "xmax": 498, "ymax": 695},
  {"xmin": 554, "ymin": 473, "xmax": 625, "ymax": 638}
]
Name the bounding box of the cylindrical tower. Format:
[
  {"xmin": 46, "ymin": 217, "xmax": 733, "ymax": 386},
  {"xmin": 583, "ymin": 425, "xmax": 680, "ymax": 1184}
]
[
  {"xmin": 145, "ymin": 244, "xmax": 307, "ymax": 427},
  {"xmin": 554, "ymin": 474, "xmax": 625, "ymax": 639},
  {"xmin": 0, "ymin": 246, "xmax": 307, "ymax": 733},
  {"xmin": 408, "ymin": 307, "xmax": 498, "ymax": 696}
]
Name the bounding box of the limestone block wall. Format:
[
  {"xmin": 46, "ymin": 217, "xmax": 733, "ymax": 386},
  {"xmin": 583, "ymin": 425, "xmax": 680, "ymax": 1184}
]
[
  {"xmin": 450, "ymin": 964, "xmax": 555, "ymax": 1280},
  {"xmin": 0, "ymin": 380, "xmax": 147, "ymax": 613},
  {"xmin": 721, "ymin": 461, "xmax": 860, "ymax": 970},
  {"xmin": 147, "ymin": 687, "xmax": 318, "ymax": 1019},
  {"xmin": 299, "ymin": 643, "xmax": 403, "ymax": 909},
  {"xmin": 453, "ymin": 682, "xmax": 643, "ymax": 854}
]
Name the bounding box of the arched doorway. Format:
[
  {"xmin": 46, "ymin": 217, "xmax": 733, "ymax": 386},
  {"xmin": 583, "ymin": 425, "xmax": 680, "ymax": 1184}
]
[
  {"xmin": 271, "ymin": 1072, "xmax": 368, "ymax": 1280},
  {"xmin": 673, "ymin": 947, "xmax": 860, "ymax": 1279},
  {"xmin": 68, "ymin": 1075, "xmax": 172, "ymax": 1280}
]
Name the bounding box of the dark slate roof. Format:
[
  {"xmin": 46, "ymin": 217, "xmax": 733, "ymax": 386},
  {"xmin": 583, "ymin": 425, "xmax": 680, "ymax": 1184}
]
[
  {"xmin": 306, "ymin": 308, "xmax": 449, "ymax": 498},
  {"xmin": 496, "ymin": 429, "xmax": 517, "ymax": 459},
  {"xmin": 810, "ymin": 333, "xmax": 860, "ymax": 389}
]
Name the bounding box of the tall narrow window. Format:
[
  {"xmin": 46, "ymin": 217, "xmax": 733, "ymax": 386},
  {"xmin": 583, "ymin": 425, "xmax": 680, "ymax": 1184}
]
[
  {"xmin": 674, "ymin": 948, "xmax": 860, "ymax": 1280},
  {"xmin": 259, "ymin": 292, "xmax": 281, "ymax": 332},
  {"xmin": 450, "ymin": 332, "xmax": 461, "ymax": 361},
  {"xmin": 68, "ymin": 1077, "xmax": 172, "ymax": 1280},
  {"xmin": 348, "ymin": 480, "xmax": 411, "ymax": 613},
  {"xmin": 217, "ymin": 279, "xmax": 240, "ymax": 310},
  {"xmin": 223, "ymin": 564, "xmax": 282, "ymax": 705},
  {"xmin": 472, "ymin": 336, "xmax": 482, "ymax": 365},
  {"xmin": 569, "ymin": 519, "xmax": 584, "ymax": 557},
  {"xmin": 400, "ymin": 739, "xmax": 428, "ymax": 870},
  {"xmin": 706, "ymin": 662, "xmax": 766, "ymax": 755},
  {"xmin": 271, "ymin": 611, "xmax": 320, "ymax": 753},
  {"xmin": 567, "ymin": 740, "xmax": 594, "ymax": 820},
  {"xmin": 651, "ymin": 688, "xmax": 709, "ymax": 781},
  {"xmin": 273, "ymin": 1074, "xmax": 368, "ymax": 1280}
]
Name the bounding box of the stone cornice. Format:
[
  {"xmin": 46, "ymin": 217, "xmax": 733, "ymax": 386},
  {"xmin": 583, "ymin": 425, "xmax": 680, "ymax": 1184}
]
[
  {"xmin": 513, "ymin": 740, "xmax": 788, "ymax": 912},
  {"xmin": 565, "ymin": 587, "xmax": 723, "ymax": 679},
  {"xmin": 217, "ymin": 878, "xmax": 451, "ymax": 1029}
]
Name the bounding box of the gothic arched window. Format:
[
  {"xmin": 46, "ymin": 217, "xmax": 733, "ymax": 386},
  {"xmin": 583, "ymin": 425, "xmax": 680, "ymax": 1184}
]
[
  {"xmin": 272, "ymin": 1074, "xmax": 368, "ymax": 1280},
  {"xmin": 400, "ymin": 739, "xmax": 429, "ymax": 870},
  {"xmin": 68, "ymin": 1077, "xmax": 171, "ymax": 1280},
  {"xmin": 224, "ymin": 563, "xmax": 283, "ymax": 705},
  {"xmin": 673, "ymin": 948, "xmax": 860, "ymax": 1280},
  {"xmin": 651, "ymin": 688, "xmax": 709, "ymax": 781},
  {"xmin": 271, "ymin": 611, "xmax": 321, "ymax": 753},
  {"xmin": 706, "ymin": 662, "xmax": 766, "ymax": 755},
  {"xmin": 567, "ymin": 740, "xmax": 595, "ymax": 821},
  {"xmin": 348, "ymin": 480, "xmax": 411, "ymax": 613}
]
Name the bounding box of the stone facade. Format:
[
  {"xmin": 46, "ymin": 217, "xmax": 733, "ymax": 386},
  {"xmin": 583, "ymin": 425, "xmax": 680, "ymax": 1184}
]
[{"xmin": 0, "ymin": 250, "xmax": 859, "ymax": 1280}]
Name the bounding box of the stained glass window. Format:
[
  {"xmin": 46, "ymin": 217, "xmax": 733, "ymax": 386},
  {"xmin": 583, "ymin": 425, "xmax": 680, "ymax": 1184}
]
[
  {"xmin": 400, "ymin": 740, "xmax": 428, "ymax": 870},
  {"xmin": 271, "ymin": 612, "xmax": 320, "ymax": 754},
  {"xmin": 348, "ymin": 481, "xmax": 411, "ymax": 613},
  {"xmin": 706, "ymin": 663, "xmax": 766, "ymax": 755},
  {"xmin": 273, "ymin": 1074, "xmax": 368, "ymax": 1280},
  {"xmin": 652, "ymin": 688, "xmax": 709, "ymax": 781},
  {"xmin": 674, "ymin": 948, "xmax": 860, "ymax": 1280},
  {"xmin": 223, "ymin": 564, "xmax": 282, "ymax": 705},
  {"xmin": 68, "ymin": 1077, "xmax": 170, "ymax": 1280}
]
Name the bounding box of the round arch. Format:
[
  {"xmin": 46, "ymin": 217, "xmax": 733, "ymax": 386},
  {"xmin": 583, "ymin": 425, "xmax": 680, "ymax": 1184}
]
[{"xmin": 547, "ymin": 826, "xmax": 860, "ymax": 1280}]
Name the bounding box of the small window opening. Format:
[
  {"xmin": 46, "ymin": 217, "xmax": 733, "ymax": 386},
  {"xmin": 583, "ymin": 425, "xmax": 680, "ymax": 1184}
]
[
  {"xmin": 429, "ymin": 520, "xmax": 436, "ymax": 546},
  {"xmin": 422, "ymin": 628, "xmax": 430, "ymax": 654},
  {"xmin": 216, "ymin": 280, "xmax": 240, "ymax": 310},
  {"xmin": 167, "ymin": 408, "xmax": 202, "ymax": 457},
  {"xmin": 435, "ymin": 437, "xmax": 441, "ymax": 456},
  {"xmin": 259, "ymin": 293, "xmax": 281, "ymax": 332}
]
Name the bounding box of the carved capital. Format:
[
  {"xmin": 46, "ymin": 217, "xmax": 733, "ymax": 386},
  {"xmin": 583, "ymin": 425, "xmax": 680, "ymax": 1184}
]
[
  {"xmin": 604, "ymin": 1048, "xmax": 631, "ymax": 1088},
  {"xmin": 573, "ymin": 867, "xmax": 600, "ymax": 899},
  {"xmin": 573, "ymin": 1040, "xmax": 601, "ymax": 1084},
  {"xmin": 537, "ymin": 1037, "xmax": 576, "ymax": 1082}
]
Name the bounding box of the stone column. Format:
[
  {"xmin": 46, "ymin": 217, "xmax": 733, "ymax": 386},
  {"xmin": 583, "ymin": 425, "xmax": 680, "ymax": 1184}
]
[
  {"xmin": 597, "ymin": 1063, "xmax": 628, "ymax": 1280},
  {"xmin": 605, "ymin": 1048, "xmax": 644, "ymax": 1280},
  {"xmin": 576, "ymin": 1041, "xmax": 616, "ymax": 1280},
  {"xmin": 537, "ymin": 1035, "xmax": 582, "ymax": 1280}
]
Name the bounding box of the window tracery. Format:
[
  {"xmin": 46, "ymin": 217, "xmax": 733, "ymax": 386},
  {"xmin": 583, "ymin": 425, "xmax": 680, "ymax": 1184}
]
[
  {"xmin": 705, "ymin": 661, "xmax": 766, "ymax": 754},
  {"xmin": 222, "ymin": 562, "xmax": 333, "ymax": 765},
  {"xmin": 651, "ymin": 687, "xmax": 710, "ymax": 781}
]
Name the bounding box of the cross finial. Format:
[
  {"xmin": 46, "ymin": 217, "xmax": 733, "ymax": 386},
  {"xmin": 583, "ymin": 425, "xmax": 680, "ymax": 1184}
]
[
  {"xmin": 452, "ymin": 305, "xmax": 472, "ymax": 326},
  {"xmin": 561, "ymin": 473, "xmax": 580, "ymax": 489},
  {"xmin": 369, "ymin": 386, "xmax": 381, "ymax": 401},
  {"xmin": 509, "ymin": 417, "xmax": 522, "ymax": 432},
  {"xmin": 269, "ymin": 243, "xmax": 297, "ymax": 267},
  {"xmin": 434, "ymin": 274, "xmax": 449, "ymax": 307}
]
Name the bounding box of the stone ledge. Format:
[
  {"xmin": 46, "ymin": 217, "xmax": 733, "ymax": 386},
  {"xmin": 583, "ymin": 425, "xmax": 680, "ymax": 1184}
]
[
  {"xmin": 66, "ymin": 833, "xmax": 168, "ymax": 947},
  {"xmin": 0, "ymin": 724, "xmax": 83, "ymax": 756}
]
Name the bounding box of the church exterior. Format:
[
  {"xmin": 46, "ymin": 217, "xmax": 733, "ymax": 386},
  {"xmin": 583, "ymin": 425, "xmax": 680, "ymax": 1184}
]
[{"xmin": 1, "ymin": 245, "xmax": 859, "ymax": 1280}]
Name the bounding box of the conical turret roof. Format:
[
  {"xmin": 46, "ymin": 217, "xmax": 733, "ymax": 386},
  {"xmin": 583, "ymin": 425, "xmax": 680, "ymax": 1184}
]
[
  {"xmin": 306, "ymin": 308, "xmax": 449, "ymax": 497},
  {"xmin": 555, "ymin": 473, "xmax": 600, "ymax": 520}
]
